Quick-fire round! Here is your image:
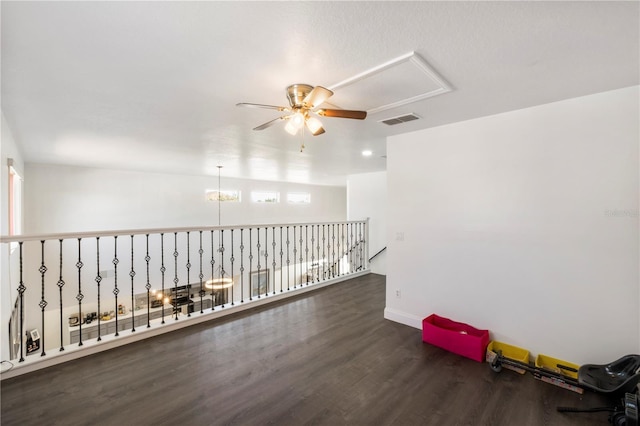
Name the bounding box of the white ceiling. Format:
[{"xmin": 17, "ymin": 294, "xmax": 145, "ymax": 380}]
[{"xmin": 2, "ymin": 1, "xmax": 638, "ymax": 186}]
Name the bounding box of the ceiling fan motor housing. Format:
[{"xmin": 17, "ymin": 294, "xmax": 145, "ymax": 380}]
[{"xmin": 286, "ymin": 84, "xmax": 314, "ymax": 107}]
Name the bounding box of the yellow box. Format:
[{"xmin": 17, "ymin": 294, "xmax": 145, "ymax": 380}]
[
  {"xmin": 535, "ymin": 354, "xmax": 579, "ymax": 380},
  {"xmin": 486, "ymin": 341, "xmax": 530, "ymax": 374}
]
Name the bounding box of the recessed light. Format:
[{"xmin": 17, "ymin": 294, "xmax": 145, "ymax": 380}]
[{"xmin": 362, "ymin": 150, "xmax": 372, "ymax": 157}]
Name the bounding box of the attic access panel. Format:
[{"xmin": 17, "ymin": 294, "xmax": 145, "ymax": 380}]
[{"xmin": 328, "ymin": 52, "xmax": 452, "ymax": 114}]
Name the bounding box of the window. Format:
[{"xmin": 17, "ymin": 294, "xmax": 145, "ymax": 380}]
[
  {"xmin": 8, "ymin": 162, "xmax": 22, "ymax": 236},
  {"xmin": 206, "ymin": 189, "xmax": 241, "ymax": 202},
  {"xmin": 8, "ymin": 161, "xmax": 22, "ymax": 252},
  {"xmin": 251, "ymin": 191, "xmax": 280, "ymax": 203},
  {"xmin": 287, "ymin": 192, "xmax": 311, "ymax": 204}
]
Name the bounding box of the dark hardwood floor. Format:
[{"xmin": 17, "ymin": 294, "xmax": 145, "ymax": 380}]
[{"xmin": 1, "ymin": 273, "xmax": 613, "ymax": 425}]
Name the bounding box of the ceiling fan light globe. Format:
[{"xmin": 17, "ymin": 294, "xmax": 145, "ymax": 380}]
[
  {"xmin": 291, "ymin": 112, "xmax": 305, "ymax": 129},
  {"xmin": 306, "ymin": 117, "xmax": 324, "ymax": 135},
  {"xmin": 284, "ymin": 120, "xmax": 299, "ymax": 135}
]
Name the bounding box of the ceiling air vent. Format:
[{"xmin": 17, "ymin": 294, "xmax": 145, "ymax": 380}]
[{"xmin": 379, "ymin": 113, "xmax": 420, "ymax": 126}]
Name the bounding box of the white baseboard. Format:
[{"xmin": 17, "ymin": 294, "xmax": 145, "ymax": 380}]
[{"xmin": 383, "ymin": 307, "xmax": 423, "ymax": 330}]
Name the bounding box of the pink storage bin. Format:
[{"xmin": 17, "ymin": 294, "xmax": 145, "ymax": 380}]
[{"xmin": 422, "ymin": 314, "xmax": 490, "ymax": 362}]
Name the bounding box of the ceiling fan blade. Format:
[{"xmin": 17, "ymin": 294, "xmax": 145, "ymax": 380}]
[
  {"xmin": 253, "ymin": 116, "xmax": 285, "ymax": 131},
  {"xmin": 302, "ymin": 86, "xmax": 334, "ymax": 108},
  {"xmin": 237, "ymin": 103, "xmax": 289, "ymax": 112},
  {"xmin": 316, "ymin": 109, "xmax": 367, "ymax": 120}
]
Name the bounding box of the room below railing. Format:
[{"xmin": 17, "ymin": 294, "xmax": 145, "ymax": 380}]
[{"xmin": 0, "ymin": 220, "xmax": 369, "ymax": 378}]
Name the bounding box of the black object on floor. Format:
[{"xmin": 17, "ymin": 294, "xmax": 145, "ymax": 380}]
[
  {"xmin": 579, "ymin": 355, "xmax": 640, "ymax": 394},
  {"xmin": 558, "ymin": 390, "xmax": 638, "ymax": 425}
]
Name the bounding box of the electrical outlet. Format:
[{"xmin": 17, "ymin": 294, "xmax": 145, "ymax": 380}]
[
  {"xmin": 396, "ymin": 232, "xmax": 404, "ymax": 241},
  {"xmin": 395, "ymin": 289, "xmax": 401, "ymax": 298}
]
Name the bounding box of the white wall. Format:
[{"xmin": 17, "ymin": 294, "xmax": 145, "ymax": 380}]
[
  {"xmin": 24, "ymin": 164, "xmax": 347, "ymax": 234},
  {"xmin": 1, "ymin": 112, "xmax": 26, "ymax": 361},
  {"xmin": 385, "ymin": 86, "xmax": 639, "ymax": 365},
  {"xmin": 347, "ymin": 171, "xmax": 387, "ymax": 275}
]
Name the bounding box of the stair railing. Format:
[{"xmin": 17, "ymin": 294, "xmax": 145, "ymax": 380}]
[{"xmin": 0, "ymin": 220, "xmax": 368, "ymax": 377}]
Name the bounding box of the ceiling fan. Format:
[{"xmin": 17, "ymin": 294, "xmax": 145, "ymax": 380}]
[{"xmin": 237, "ymin": 84, "xmax": 367, "ymax": 137}]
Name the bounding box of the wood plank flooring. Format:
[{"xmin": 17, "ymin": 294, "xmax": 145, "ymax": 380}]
[{"xmin": 1, "ymin": 273, "xmax": 614, "ymax": 425}]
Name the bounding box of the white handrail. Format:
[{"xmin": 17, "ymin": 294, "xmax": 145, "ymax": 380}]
[{"xmin": 0, "ymin": 220, "xmax": 366, "ymax": 243}]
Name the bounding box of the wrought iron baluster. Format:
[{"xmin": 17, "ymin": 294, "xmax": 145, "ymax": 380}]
[
  {"xmin": 185, "ymin": 232, "xmax": 191, "ymax": 317},
  {"xmin": 326, "ymin": 225, "xmax": 330, "ymax": 279},
  {"xmin": 352, "ymin": 223, "xmax": 356, "ymax": 272},
  {"xmin": 356, "ymin": 223, "xmax": 359, "ymax": 271},
  {"xmin": 311, "ymin": 226, "xmax": 315, "ymax": 283},
  {"xmin": 272, "ymin": 227, "xmax": 276, "ymax": 295},
  {"xmin": 198, "ymin": 231, "xmax": 205, "ymax": 313},
  {"xmin": 160, "ymin": 233, "xmax": 166, "ymax": 324},
  {"xmin": 349, "ymin": 223, "xmax": 354, "ymax": 273},
  {"xmin": 358, "ymin": 222, "xmax": 364, "ymax": 269},
  {"xmin": 58, "ymin": 239, "xmax": 66, "ymax": 350},
  {"xmin": 76, "ymin": 238, "xmax": 84, "ymax": 345},
  {"xmin": 113, "ymin": 236, "xmax": 120, "ymax": 336},
  {"xmin": 18, "ymin": 242, "xmax": 25, "ymax": 362},
  {"xmin": 316, "ymin": 224, "xmax": 322, "ymax": 282},
  {"xmin": 286, "ymin": 226, "xmax": 290, "ymax": 291},
  {"xmin": 345, "ymin": 223, "xmax": 349, "ymax": 273},
  {"xmin": 279, "ymin": 227, "xmax": 283, "ymax": 292},
  {"xmin": 322, "ymin": 225, "xmax": 326, "ymax": 281},
  {"xmin": 210, "ymin": 230, "xmax": 215, "ymax": 310},
  {"xmin": 220, "ymin": 229, "xmax": 226, "ymax": 307},
  {"xmin": 345, "ymin": 223, "xmax": 353, "ymax": 274},
  {"xmin": 356, "ymin": 222, "xmax": 360, "ymax": 270},
  {"xmin": 336, "ymin": 224, "xmax": 340, "ymax": 276},
  {"xmin": 340, "ymin": 224, "xmax": 345, "ymax": 276},
  {"xmin": 332, "ymin": 224, "xmax": 336, "ymax": 278},
  {"xmin": 248, "ymin": 228, "xmax": 253, "ymax": 301},
  {"xmin": 353, "ymin": 223, "xmax": 357, "ymax": 270},
  {"xmin": 345, "ymin": 223, "xmax": 348, "ymax": 273},
  {"xmin": 292, "ymin": 226, "xmax": 297, "ymax": 289},
  {"xmin": 264, "ymin": 227, "xmax": 268, "ymax": 297},
  {"xmin": 173, "ymin": 232, "xmax": 179, "ymax": 320},
  {"xmin": 240, "ymin": 229, "xmax": 245, "ymax": 303},
  {"xmin": 316, "ymin": 224, "xmax": 321, "ymax": 281},
  {"xmin": 353, "ymin": 223, "xmax": 357, "ymax": 272},
  {"xmin": 305, "ymin": 225, "xmax": 309, "ymax": 285},
  {"xmin": 130, "ymin": 235, "xmax": 136, "ymax": 331},
  {"xmin": 256, "ymin": 229, "xmax": 262, "ymax": 298},
  {"xmin": 354, "ymin": 223, "xmax": 357, "ymax": 272},
  {"xmin": 299, "ymin": 227, "xmax": 304, "ymax": 286},
  {"xmin": 145, "ymin": 234, "xmax": 151, "ymax": 328},
  {"xmin": 362, "ymin": 221, "xmax": 367, "ymax": 270},
  {"xmin": 95, "ymin": 238, "xmax": 102, "ymax": 341},
  {"xmin": 38, "ymin": 240, "xmax": 47, "ymax": 356},
  {"xmin": 230, "ymin": 229, "xmax": 235, "ymax": 305}
]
